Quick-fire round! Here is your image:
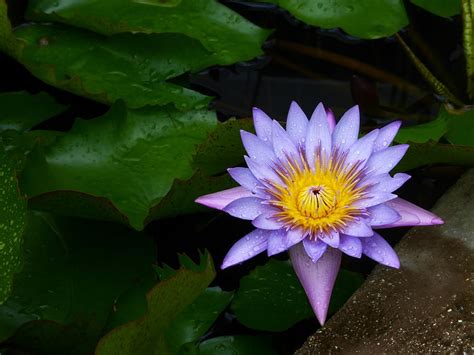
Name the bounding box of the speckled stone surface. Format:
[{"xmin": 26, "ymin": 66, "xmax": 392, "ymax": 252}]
[{"xmin": 296, "ymin": 169, "xmax": 474, "ymax": 354}]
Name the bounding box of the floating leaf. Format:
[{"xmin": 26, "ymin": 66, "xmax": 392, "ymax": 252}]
[
  {"xmin": 146, "ymin": 118, "xmax": 252, "ymax": 220},
  {"xmin": 395, "ymin": 116, "xmax": 447, "ymax": 144},
  {"xmin": 193, "ymin": 118, "xmax": 252, "ymax": 176},
  {"xmin": 0, "ymin": 91, "xmax": 67, "ymax": 132},
  {"xmin": 26, "ymin": 0, "xmax": 271, "ymax": 65},
  {"xmin": 231, "ymin": 259, "xmax": 364, "ymax": 331},
  {"xmin": 12, "ymin": 24, "xmax": 214, "ymax": 110},
  {"xmin": 95, "ymin": 252, "xmax": 215, "ymax": 354},
  {"xmin": 0, "ymin": 147, "xmax": 27, "ymax": 305},
  {"xmin": 442, "ymin": 107, "xmax": 474, "ymax": 146},
  {"xmin": 20, "ymin": 102, "xmax": 217, "ymax": 230},
  {"xmin": 410, "ymin": 0, "xmax": 461, "ymax": 18},
  {"xmin": 0, "ymin": 0, "xmax": 18, "ymax": 56},
  {"xmin": 198, "ymin": 336, "xmax": 276, "ymax": 355},
  {"xmin": 396, "ymin": 141, "xmax": 474, "ymax": 172},
  {"xmin": 166, "ymin": 287, "xmax": 233, "ymax": 353},
  {"xmin": 0, "ymin": 214, "xmax": 156, "ymax": 354},
  {"xmin": 257, "ymin": 0, "xmax": 408, "ymax": 39}
]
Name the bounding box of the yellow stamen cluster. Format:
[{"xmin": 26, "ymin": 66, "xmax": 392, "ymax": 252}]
[{"xmin": 266, "ymin": 150, "xmax": 367, "ymax": 238}]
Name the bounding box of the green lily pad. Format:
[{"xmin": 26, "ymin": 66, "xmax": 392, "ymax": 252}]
[
  {"xmin": 231, "ymin": 259, "xmax": 364, "ymax": 332},
  {"xmin": 443, "ymin": 107, "xmax": 474, "ymax": 146},
  {"xmin": 146, "ymin": 118, "xmax": 252, "ymax": 220},
  {"xmin": 0, "ymin": 147, "xmax": 27, "ymax": 305},
  {"xmin": 0, "ymin": 214, "xmax": 156, "ymax": 354},
  {"xmin": 0, "ymin": 0, "xmax": 18, "ymax": 56},
  {"xmin": 95, "ymin": 252, "xmax": 216, "ymax": 355},
  {"xmin": 395, "ymin": 116, "xmax": 447, "ymax": 144},
  {"xmin": 26, "ymin": 0, "xmax": 271, "ymax": 65},
  {"xmin": 258, "ymin": 0, "xmax": 408, "ymax": 39},
  {"xmin": 396, "ymin": 141, "xmax": 474, "ymax": 172},
  {"xmin": 198, "ymin": 336, "xmax": 276, "ymax": 355},
  {"xmin": 166, "ymin": 287, "xmax": 233, "ymax": 353},
  {"xmin": 410, "ymin": 0, "xmax": 461, "ymax": 17},
  {"xmin": 12, "ymin": 24, "xmax": 214, "ymax": 110},
  {"xmin": 0, "ymin": 91, "xmax": 68, "ymax": 132},
  {"xmin": 20, "ymin": 102, "xmax": 217, "ymax": 230}
]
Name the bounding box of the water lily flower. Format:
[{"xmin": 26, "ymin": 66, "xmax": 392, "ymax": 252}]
[{"xmin": 196, "ymin": 102, "xmax": 443, "ymax": 326}]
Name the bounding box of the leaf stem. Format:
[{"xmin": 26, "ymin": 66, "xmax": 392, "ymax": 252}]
[
  {"xmin": 396, "ymin": 34, "xmax": 465, "ymax": 107},
  {"xmin": 462, "ymin": 0, "xmax": 474, "ymax": 101}
]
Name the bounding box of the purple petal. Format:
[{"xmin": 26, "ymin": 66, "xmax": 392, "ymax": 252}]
[
  {"xmin": 195, "ymin": 187, "xmax": 254, "ymax": 211},
  {"xmin": 303, "ymin": 238, "xmax": 327, "ymax": 263},
  {"xmin": 377, "ymin": 198, "xmax": 444, "ymax": 228},
  {"xmin": 286, "ymin": 101, "xmax": 309, "ymax": 145},
  {"xmin": 346, "ymin": 129, "xmax": 379, "ymax": 167},
  {"xmin": 228, "ymin": 167, "xmax": 260, "ymax": 193},
  {"xmin": 223, "ymin": 196, "xmax": 266, "ymax": 220},
  {"xmin": 318, "ymin": 229, "xmax": 340, "ymax": 247},
  {"xmin": 285, "ymin": 228, "xmax": 307, "ymax": 248},
  {"xmin": 253, "ymin": 108, "xmax": 273, "ymax": 144},
  {"xmin": 338, "ymin": 235, "xmax": 362, "ymax": 258},
  {"xmin": 252, "ymin": 210, "xmax": 282, "ymax": 230},
  {"xmin": 361, "ymin": 232, "xmax": 400, "ymax": 268},
  {"xmin": 373, "ymin": 121, "xmax": 401, "ymax": 152},
  {"xmin": 272, "ymin": 120, "xmax": 300, "ymax": 162},
  {"xmin": 353, "ymin": 192, "xmax": 397, "ymax": 208},
  {"xmin": 289, "ymin": 243, "xmax": 342, "ymax": 325},
  {"xmin": 305, "ymin": 103, "xmax": 332, "ymax": 169},
  {"xmin": 368, "ymin": 204, "xmax": 401, "ymax": 226},
  {"xmin": 365, "ymin": 144, "xmax": 409, "ymax": 175},
  {"xmin": 341, "ymin": 220, "xmax": 373, "ymax": 237},
  {"xmin": 241, "ymin": 130, "xmax": 276, "ymax": 165},
  {"xmin": 332, "ymin": 105, "xmax": 360, "ymax": 151},
  {"xmin": 325, "ymin": 108, "xmax": 336, "ymax": 133},
  {"xmin": 363, "ymin": 173, "xmax": 411, "ymax": 194},
  {"xmin": 244, "ymin": 156, "xmax": 283, "ymax": 185},
  {"xmin": 267, "ymin": 229, "xmax": 288, "ymax": 256},
  {"xmin": 221, "ymin": 229, "xmax": 270, "ymax": 269}
]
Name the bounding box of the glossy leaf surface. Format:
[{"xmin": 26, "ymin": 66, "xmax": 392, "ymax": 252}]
[
  {"xmin": 0, "ymin": 147, "xmax": 27, "ymax": 304},
  {"xmin": 26, "ymin": 0, "xmax": 271, "ymax": 65},
  {"xmin": 231, "ymin": 259, "xmax": 364, "ymax": 331},
  {"xmin": 13, "ymin": 24, "xmax": 213, "ymax": 110},
  {"xmin": 410, "ymin": 0, "xmax": 461, "ymax": 17},
  {"xmin": 95, "ymin": 252, "xmax": 215, "ymax": 354},
  {"xmin": 0, "ymin": 91, "xmax": 67, "ymax": 131},
  {"xmin": 0, "ymin": 214, "xmax": 156, "ymax": 354},
  {"xmin": 258, "ymin": 0, "xmax": 408, "ymax": 39},
  {"xmin": 20, "ymin": 102, "xmax": 217, "ymax": 230}
]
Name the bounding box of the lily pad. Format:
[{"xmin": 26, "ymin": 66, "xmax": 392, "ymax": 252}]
[
  {"xmin": 395, "ymin": 116, "xmax": 447, "ymax": 144},
  {"xmin": 0, "ymin": 214, "xmax": 156, "ymax": 354},
  {"xmin": 198, "ymin": 335, "xmax": 276, "ymax": 355},
  {"xmin": 20, "ymin": 102, "xmax": 217, "ymax": 230},
  {"xmin": 396, "ymin": 142, "xmax": 474, "ymax": 172},
  {"xmin": 0, "ymin": 147, "xmax": 27, "ymax": 305},
  {"xmin": 258, "ymin": 0, "xmax": 408, "ymax": 39},
  {"xmin": 443, "ymin": 108, "xmax": 474, "ymax": 146},
  {"xmin": 410, "ymin": 0, "xmax": 461, "ymax": 17},
  {"xmin": 95, "ymin": 252, "xmax": 216, "ymax": 354},
  {"xmin": 166, "ymin": 287, "xmax": 233, "ymax": 353},
  {"xmin": 231, "ymin": 259, "xmax": 364, "ymax": 331},
  {"xmin": 26, "ymin": 0, "xmax": 271, "ymax": 65},
  {"xmin": 12, "ymin": 24, "xmax": 214, "ymax": 110},
  {"xmin": 0, "ymin": 91, "xmax": 67, "ymax": 132},
  {"xmin": 146, "ymin": 118, "xmax": 252, "ymax": 220}
]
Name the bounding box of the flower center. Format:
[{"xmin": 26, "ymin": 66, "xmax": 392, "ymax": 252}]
[
  {"xmin": 296, "ymin": 185, "xmax": 336, "ymax": 218},
  {"xmin": 266, "ymin": 150, "xmax": 367, "ymax": 238}
]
